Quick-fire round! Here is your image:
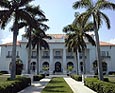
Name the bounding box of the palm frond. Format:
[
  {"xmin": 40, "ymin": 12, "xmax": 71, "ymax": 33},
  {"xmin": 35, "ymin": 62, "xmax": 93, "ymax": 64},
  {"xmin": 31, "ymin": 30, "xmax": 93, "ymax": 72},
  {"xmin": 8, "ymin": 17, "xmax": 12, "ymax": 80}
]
[
  {"xmin": 0, "ymin": 10, "xmax": 12, "ymax": 29},
  {"xmin": 84, "ymin": 22, "xmax": 94, "ymax": 32},
  {"xmin": 73, "ymin": 0, "xmax": 92, "ymax": 9},
  {"xmin": 19, "ymin": 0, "xmax": 34, "ymax": 7},
  {"xmin": 0, "ymin": 0, "xmax": 11, "ymax": 8},
  {"xmin": 84, "ymin": 33, "xmax": 96, "ymax": 46},
  {"xmin": 97, "ymin": 1, "xmax": 115, "ymax": 10},
  {"xmin": 25, "ymin": 5, "xmax": 46, "ymax": 18},
  {"xmin": 99, "ymin": 11, "xmax": 110, "ymax": 29}
]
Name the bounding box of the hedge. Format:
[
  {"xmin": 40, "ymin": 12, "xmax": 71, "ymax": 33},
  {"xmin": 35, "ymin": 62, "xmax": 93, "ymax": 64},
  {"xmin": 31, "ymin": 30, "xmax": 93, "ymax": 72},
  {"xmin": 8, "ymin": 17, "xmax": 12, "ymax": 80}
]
[
  {"xmin": 0, "ymin": 76, "xmax": 31, "ymax": 93},
  {"xmin": 33, "ymin": 74, "xmax": 45, "ymax": 81},
  {"xmin": 70, "ymin": 74, "xmax": 82, "ymax": 81},
  {"xmin": 85, "ymin": 78, "xmax": 115, "ymax": 93}
]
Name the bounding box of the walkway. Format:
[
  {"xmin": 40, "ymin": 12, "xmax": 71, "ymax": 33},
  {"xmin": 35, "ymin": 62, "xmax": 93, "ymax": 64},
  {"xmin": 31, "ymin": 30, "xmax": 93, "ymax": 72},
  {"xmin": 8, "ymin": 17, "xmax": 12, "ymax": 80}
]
[
  {"xmin": 18, "ymin": 75, "xmax": 97, "ymax": 93},
  {"xmin": 64, "ymin": 77, "xmax": 97, "ymax": 93},
  {"xmin": 18, "ymin": 77, "xmax": 51, "ymax": 93}
]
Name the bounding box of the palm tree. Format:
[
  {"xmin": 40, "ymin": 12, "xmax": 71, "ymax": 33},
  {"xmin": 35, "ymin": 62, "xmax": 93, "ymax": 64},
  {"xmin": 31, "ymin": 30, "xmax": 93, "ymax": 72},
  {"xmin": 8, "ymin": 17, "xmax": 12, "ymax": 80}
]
[
  {"xmin": 0, "ymin": 0, "xmax": 46, "ymax": 79},
  {"xmin": 23, "ymin": 6, "xmax": 49, "ymax": 74},
  {"xmin": 73, "ymin": 0, "xmax": 115, "ymax": 80},
  {"xmin": 31, "ymin": 31, "xmax": 51, "ymax": 74},
  {"xmin": 63, "ymin": 13, "xmax": 95, "ymax": 77}
]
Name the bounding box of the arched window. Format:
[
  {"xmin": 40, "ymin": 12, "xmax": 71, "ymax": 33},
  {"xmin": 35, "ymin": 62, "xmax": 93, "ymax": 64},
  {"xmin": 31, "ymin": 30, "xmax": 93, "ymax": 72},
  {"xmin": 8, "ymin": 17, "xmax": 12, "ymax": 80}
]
[
  {"xmin": 42, "ymin": 62, "xmax": 49, "ymax": 71},
  {"xmin": 30, "ymin": 62, "xmax": 36, "ymax": 72},
  {"xmin": 67, "ymin": 62, "xmax": 74, "ymax": 71}
]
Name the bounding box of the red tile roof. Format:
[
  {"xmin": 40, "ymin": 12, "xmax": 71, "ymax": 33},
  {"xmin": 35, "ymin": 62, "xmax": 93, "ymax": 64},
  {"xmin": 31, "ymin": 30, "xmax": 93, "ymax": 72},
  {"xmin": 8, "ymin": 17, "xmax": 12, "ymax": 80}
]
[
  {"xmin": 0, "ymin": 41, "xmax": 21, "ymax": 46},
  {"xmin": 0, "ymin": 34, "xmax": 115, "ymax": 46},
  {"xmin": 100, "ymin": 41, "xmax": 115, "ymax": 46},
  {"xmin": 47, "ymin": 34, "xmax": 65, "ymax": 39}
]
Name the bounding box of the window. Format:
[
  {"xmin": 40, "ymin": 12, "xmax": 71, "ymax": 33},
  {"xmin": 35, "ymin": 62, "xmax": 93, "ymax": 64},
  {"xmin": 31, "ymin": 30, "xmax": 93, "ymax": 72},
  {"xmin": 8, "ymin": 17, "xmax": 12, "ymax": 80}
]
[
  {"xmin": 67, "ymin": 52, "xmax": 73, "ymax": 56},
  {"xmin": 66, "ymin": 52, "xmax": 74, "ymax": 59},
  {"xmin": 31, "ymin": 51, "xmax": 36, "ymax": 58},
  {"xmin": 6, "ymin": 51, "xmax": 12, "ymax": 58},
  {"xmin": 8, "ymin": 51, "xmax": 12, "ymax": 56},
  {"xmin": 79, "ymin": 53, "xmax": 83, "ymax": 59},
  {"xmin": 54, "ymin": 50, "xmax": 62, "ymax": 59},
  {"xmin": 55, "ymin": 51, "xmax": 60, "ymax": 56},
  {"xmin": 101, "ymin": 51, "xmax": 110, "ymax": 58},
  {"xmin": 16, "ymin": 51, "xmax": 19, "ymax": 58},
  {"xmin": 42, "ymin": 51, "xmax": 49, "ymax": 58},
  {"xmin": 43, "ymin": 51, "xmax": 49, "ymax": 56}
]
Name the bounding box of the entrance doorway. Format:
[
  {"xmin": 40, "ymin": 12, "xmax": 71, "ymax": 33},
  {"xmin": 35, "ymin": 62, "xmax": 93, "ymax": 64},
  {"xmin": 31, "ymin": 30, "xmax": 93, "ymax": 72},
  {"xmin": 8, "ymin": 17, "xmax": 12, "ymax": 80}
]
[{"xmin": 55, "ymin": 62, "xmax": 61, "ymax": 72}]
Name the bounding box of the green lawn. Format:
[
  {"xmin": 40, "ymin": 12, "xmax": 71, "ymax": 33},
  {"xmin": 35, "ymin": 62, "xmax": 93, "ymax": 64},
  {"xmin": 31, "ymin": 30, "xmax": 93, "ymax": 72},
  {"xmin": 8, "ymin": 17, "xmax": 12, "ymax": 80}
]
[
  {"xmin": 41, "ymin": 77, "xmax": 73, "ymax": 93},
  {"xmin": 0, "ymin": 75, "xmax": 9, "ymax": 81}
]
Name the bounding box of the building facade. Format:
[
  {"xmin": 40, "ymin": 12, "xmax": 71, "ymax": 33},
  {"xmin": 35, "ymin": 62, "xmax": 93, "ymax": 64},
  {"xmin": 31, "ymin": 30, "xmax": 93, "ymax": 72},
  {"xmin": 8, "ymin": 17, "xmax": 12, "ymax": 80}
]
[{"xmin": 0, "ymin": 34, "xmax": 115, "ymax": 75}]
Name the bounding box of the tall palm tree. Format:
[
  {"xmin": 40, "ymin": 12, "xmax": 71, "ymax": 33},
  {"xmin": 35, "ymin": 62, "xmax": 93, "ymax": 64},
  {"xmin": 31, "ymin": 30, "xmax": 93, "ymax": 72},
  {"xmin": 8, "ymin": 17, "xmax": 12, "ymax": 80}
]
[
  {"xmin": 31, "ymin": 31, "xmax": 51, "ymax": 74},
  {"xmin": 73, "ymin": 0, "xmax": 115, "ymax": 80},
  {"xmin": 0, "ymin": 0, "xmax": 46, "ymax": 79},
  {"xmin": 63, "ymin": 13, "xmax": 95, "ymax": 76},
  {"xmin": 23, "ymin": 6, "xmax": 49, "ymax": 74}
]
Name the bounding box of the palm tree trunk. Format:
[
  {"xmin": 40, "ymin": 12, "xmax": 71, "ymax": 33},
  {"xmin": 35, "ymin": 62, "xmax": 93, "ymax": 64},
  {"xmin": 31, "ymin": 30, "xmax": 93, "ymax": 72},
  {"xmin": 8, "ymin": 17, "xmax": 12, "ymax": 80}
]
[
  {"xmin": 37, "ymin": 44, "xmax": 39, "ymax": 74},
  {"xmin": 75, "ymin": 51, "xmax": 79, "ymax": 74},
  {"xmin": 28, "ymin": 27, "xmax": 32, "ymax": 74},
  {"xmin": 82, "ymin": 49, "xmax": 86, "ymax": 83},
  {"xmin": 11, "ymin": 23, "xmax": 18, "ymax": 80},
  {"xmin": 93, "ymin": 17, "xmax": 103, "ymax": 80},
  {"xmin": 82, "ymin": 49, "xmax": 86, "ymax": 74}
]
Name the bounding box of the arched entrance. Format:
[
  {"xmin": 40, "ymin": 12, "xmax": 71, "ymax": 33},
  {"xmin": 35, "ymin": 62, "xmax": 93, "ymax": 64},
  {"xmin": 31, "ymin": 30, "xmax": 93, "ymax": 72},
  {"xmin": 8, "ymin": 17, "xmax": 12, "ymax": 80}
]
[
  {"xmin": 67, "ymin": 62, "xmax": 74, "ymax": 71},
  {"xmin": 42, "ymin": 62, "xmax": 49, "ymax": 71},
  {"xmin": 93, "ymin": 60, "xmax": 107, "ymax": 75},
  {"xmin": 55, "ymin": 62, "xmax": 61, "ymax": 72}
]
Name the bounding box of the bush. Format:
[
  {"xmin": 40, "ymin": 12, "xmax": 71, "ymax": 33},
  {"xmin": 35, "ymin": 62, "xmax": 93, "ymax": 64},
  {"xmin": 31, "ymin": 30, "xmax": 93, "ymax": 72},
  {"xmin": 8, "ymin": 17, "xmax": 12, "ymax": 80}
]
[
  {"xmin": 0, "ymin": 76, "xmax": 31, "ymax": 93},
  {"xmin": 0, "ymin": 71, "xmax": 9, "ymax": 74},
  {"xmin": 108, "ymin": 71, "xmax": 115, "ymax": 75},
  {"xmin": 85, "ymin": 78, "xmax": 115, "ymax": 93},
  {"xmin": 70, "ymin": 74, "xmax": 82, "ymax": 81},
  {"xmin": 33, "ymin": 74, "xmax": 45, "ymax": 81}
]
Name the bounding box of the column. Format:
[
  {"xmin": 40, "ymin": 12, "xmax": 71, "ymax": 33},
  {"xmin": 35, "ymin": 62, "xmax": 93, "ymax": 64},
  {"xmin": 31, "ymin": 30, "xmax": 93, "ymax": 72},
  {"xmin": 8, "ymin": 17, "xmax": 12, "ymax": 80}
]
[
  {"xmin": 49, "ymin": 49, "xmax": 53, "ymax": 74},
  {"xmin": 63, "ymin": 48, "xmax": 66, "ymax": 74}
]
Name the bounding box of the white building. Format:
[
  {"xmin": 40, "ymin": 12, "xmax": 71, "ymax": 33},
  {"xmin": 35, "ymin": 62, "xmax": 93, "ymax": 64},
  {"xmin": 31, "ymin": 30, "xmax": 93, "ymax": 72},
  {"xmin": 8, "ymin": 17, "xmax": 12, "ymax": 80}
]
[{"xmin": 0, "ymin": 34, "xmax": 115, "ymax": 75}]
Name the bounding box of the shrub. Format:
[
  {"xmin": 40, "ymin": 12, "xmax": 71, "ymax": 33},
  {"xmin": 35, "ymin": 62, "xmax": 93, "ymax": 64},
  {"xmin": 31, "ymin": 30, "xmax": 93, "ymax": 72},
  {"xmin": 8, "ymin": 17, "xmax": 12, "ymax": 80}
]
[
  {"xmin": 0, "ymin": 71, "xmax": 9, "ymax": 74},
  {"xmin": 85, "ymin": 78, "xmax": 115, "ymax": 93},
  {"xmin": 33, "ymin": 74, "xmax": 45, "ymax": 81},
  {"xmin": 0, "ymin": 76, "xmax": 31, "ymax": 93},
  {"xmin": 70, "ymin": 74, "xmax": 82, "ymax": 81},
  {"xmin": 108, "ymin": 71, "xmax": 115, "ymax": 75}
]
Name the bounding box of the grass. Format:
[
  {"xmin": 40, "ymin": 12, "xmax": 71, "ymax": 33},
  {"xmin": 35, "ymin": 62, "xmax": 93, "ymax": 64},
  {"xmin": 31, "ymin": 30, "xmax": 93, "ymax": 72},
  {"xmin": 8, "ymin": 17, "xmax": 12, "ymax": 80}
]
[
  {"xmin": 0, "ymin": 75, "xmax": 9, "ymax": 81},
  {"xmin": 41, "ymin": 77, "xmax": 73, "ymax": 93}
]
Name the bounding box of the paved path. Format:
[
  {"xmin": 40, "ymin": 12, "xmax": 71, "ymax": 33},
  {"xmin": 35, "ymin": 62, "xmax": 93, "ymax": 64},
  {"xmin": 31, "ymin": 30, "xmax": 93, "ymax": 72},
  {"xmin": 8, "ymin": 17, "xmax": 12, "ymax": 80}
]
[
  {"xmin": 18, "ymin": 75, "xmax": 97, "ymax": 93},
  {"xmin": 64, "ymin": 77, "xmax": 97, "ymax": 93},
  {"xmin": 18, "ymin": 77, "xmax": 51, "ymax": 93}
]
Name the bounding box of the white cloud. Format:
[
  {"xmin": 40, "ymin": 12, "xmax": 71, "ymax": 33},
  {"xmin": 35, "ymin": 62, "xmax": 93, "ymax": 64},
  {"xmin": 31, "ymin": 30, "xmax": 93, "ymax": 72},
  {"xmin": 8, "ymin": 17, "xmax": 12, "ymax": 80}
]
[
  {"xmin": 109, "ymin": 38, "xmax": 115, "ymax": 44},
  {"xmin": 0, "ymin": 27, "xmax": 25, "ymax": 44},
  {"xmin": 1, "ymin": 35, "xmax": 13, "ymax": 44}
]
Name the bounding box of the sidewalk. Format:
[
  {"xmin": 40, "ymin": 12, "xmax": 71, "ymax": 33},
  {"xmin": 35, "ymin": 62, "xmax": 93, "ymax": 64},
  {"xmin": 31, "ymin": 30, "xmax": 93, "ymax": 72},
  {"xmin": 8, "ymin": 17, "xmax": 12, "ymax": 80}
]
[
  {"xmin": 18, "ymin": 75, "xmax": 97, "ymax": 93},
  {"xmin": 64, "ymin": 77, "xmax": 97, "ymax": 93},
  {"xmin": 18, "ymin": 77, "xmax": 51, "ymax": 93}
]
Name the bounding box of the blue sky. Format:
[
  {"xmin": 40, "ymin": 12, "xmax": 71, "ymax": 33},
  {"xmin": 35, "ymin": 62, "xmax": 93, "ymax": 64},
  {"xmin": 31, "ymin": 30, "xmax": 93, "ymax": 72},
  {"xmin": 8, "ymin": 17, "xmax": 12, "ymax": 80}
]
[{"xmin": 0, "ymin": 0, "xmax": 115, "ymax": 44}]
